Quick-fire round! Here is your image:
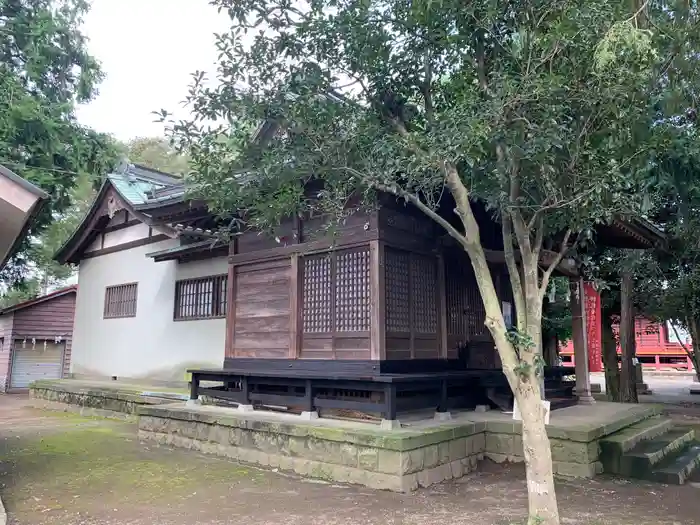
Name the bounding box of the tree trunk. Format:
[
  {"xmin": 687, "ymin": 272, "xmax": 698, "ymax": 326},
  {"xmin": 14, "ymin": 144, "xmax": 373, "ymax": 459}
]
[
  {"xmin": 601, "ymin": 304, "xmax": 620, "ymax": 401},
  {"xmin": 516, "ymin": 380, "xmax": 559, "ymax": 525},
  {"xmin": 544, "ymin": 334, "xmax": 559, "ymax": 367},
  {"xmin": 471, "ymin": 253, "xmax": 560, "ymax": 525},
  {"xmin": 685, "ymin": 317, "xmax": 700, "ymax": 384},
  {"xmin": 439, "ymin": 166, "xmax": 560, "ymax": 524},
  {"xmin": 619, "ymin": 271, "xmax": 638, "ymax": 403}
]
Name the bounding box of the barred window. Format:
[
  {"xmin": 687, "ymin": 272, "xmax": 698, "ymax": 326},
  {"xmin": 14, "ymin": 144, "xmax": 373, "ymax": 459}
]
[
  {"xmin": 302, "ymin": 248, "xmax": 370, "ymax": 333},
  {"xmin": 174, "ymin": 274, "xmax": 227, "ymax": 320},
  {"xmin": 104, "ymin": 283, "xmax": 138, "ymax": 319}
]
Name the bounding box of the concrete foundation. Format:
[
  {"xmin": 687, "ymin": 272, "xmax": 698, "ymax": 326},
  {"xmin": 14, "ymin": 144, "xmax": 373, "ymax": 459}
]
[{"xmin": 30, "ymin": 379, "xmax": 662, "ymax": 492}]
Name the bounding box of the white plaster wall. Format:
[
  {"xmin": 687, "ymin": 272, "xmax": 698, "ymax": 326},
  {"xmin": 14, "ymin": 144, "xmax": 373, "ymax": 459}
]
[
  {"xmin": 103, "ymin": 223, "xmax": 150, "ymax": 248},
  {"xmin": 70, "ymin": 238, "xmax": 229, "ymax": 383}
]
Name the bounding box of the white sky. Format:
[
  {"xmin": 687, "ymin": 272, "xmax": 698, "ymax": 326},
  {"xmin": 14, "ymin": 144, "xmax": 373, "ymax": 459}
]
[{"xmin": 76, "ymin": 0, "xmax": 230, "ymax": 142}]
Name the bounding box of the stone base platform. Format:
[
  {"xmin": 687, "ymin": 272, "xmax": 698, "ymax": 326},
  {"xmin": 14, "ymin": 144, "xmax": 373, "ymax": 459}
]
[
  {"xmin": 137, "ymin": 400, "xmax": 661, "ymax": 491},
  {"xmin": 29, "ymin": 379, "xmax": 189, "ymax": 420}
]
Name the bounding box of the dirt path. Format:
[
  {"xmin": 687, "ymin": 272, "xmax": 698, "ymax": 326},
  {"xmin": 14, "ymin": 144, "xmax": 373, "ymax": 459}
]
[{"xmin": 1, "ymin": 394, "xmax": 699, "ymax": 525}]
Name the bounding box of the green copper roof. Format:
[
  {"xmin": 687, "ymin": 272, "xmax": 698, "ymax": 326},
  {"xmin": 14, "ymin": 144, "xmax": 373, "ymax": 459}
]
[{"xmin": 108, "ymin": 164, "xmax": 181, "ymax": 205}]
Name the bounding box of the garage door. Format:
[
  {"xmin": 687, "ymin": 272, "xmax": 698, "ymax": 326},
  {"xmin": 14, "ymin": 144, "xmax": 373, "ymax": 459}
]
[{"xmin": 10, "ymin": 341, "xmax": 64, "ymax": 388}]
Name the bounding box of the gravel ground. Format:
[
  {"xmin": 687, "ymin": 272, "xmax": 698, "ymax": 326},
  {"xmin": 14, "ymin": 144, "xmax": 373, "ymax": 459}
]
[{"xmin": 1, "ymin": 394, "xmax": 699, "ymax": 525}]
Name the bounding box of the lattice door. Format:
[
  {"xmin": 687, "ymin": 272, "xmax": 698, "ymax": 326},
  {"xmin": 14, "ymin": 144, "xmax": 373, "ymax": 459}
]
[
  {"xmin": 335, "ymin": 249, "xmax": 370, "ymax": 332},
  {"xmin": 385, "ymin": 249, "xmax": 411, "ymax": 333},
  {"xmin": 302, "ymin": 255, "xmax": 332, "ymax": 332},
  {"xmin": 411, "ymin": 255, "xmax": 438, "ymax": 334}
]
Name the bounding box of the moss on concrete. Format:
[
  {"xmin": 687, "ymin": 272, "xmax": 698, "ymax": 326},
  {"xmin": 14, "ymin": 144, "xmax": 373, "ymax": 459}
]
[{"xmin": 0, "ymin": 414, "xmax": 260, "ymax": 515}]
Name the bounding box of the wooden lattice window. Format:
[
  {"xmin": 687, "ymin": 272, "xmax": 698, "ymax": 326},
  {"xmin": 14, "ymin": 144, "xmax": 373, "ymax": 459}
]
[
  {"xmin": 174, "ymin": 274, "xmax": 227, "ymax": 320},
  {"xmin": 302, "ymin": 248, "xmax": 370, "ymax": 333},
  {"xmin": 335, "ymin": 249, "xmax": 370, "ymax": 331},
  {"xmin": 445, "ymin": 258, "xmax": 486, "ymax": 336},
  {"xmin": 386, "ymin": 249, "xmax": 438, "ymax": 334},
  {"xmin": 385, "ymin": 250, "xmax": 410, "ymax": 332},
  {"xmin": 104, "ymin": 283, "xmax": 138, "ymax": 319},
  {"xmin": 412, "ymin": 255, "xmax": 438, "ymax": 333},
  {"xmin": 303, "ymin": 256, "xmax": 332, "ymax": 332}
]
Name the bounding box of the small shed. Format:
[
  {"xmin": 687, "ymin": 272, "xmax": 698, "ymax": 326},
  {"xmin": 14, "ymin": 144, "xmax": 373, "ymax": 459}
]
[{"xmin": 0, "ymin": 286, "xmax": 77, "ymax": 391}]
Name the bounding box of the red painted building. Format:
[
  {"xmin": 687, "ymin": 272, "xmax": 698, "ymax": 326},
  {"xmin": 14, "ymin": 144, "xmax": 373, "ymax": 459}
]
[{"xmin": 560, "ymin": 284, "xmax": 694, "ymax": 371}]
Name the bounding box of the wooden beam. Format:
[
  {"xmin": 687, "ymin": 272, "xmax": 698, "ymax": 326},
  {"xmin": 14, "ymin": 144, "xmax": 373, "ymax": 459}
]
[
  {"xmin": 289, "ymin": 253, "xmax": 302, "ymax": 358},
  {"xmin": 439, "ymin": 236, "xmax": 579, "ymax": 276},
  {"xmin": 228, "ymin": 231, "xmax": 375, "ymax": 265},
  {"xmin": 437, "ymin": 253, "xmax": 448, "ymax": 359},
  {"xmin": 370, "ymin": 240, "xmax": 386, "ymax": 360},
  {"xmin": 224, "ymin": 239, "xmax": 238, "ymax": 359}
]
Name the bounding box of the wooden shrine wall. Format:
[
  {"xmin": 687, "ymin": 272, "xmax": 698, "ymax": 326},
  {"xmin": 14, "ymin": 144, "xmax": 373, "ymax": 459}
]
[
  {"xmin": 227, "ymin": 211, "xmax": 375, "ymax": 360},
  {"xmin": 444, "ymin": 248, "xmax": 511, "ymax": 368},
  {"xmin": 299, "ymin": 246, "xmax": 372, "ymax": 359},
  {"xmin": 232, "ymin": 258, "xmax": 292, "ymax": 358},
  {"xmin": 384, "ymin": 247, "xmax": 441, "ymax": 360}
]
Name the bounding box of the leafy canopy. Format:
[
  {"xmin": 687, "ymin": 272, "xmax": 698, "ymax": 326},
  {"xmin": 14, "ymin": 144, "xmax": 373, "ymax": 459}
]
[
  {"xmin": 168, "ymin": 0, "xmax": 697, "ymax": 247},
  {"xmin": 0, "ymin": 0, "xmax": 118, "ymax": 284}
]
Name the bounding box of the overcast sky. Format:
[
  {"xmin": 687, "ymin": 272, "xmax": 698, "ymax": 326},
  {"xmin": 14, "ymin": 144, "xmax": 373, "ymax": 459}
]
[{"xmin": 76, "ymin": 0, "xmax": 230, "ymax": 142}]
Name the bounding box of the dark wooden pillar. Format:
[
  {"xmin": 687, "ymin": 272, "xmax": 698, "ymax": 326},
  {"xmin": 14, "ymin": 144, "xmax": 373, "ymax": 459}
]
[
  {"xmin": 224, "ymin": 238, "xmax": 238, "ymax": 359},
  {"xmin": 619, "ymin": 269, "xmax": 639, "ymax": 403},
  {"xmin": 437, "ymin": 253, "xmax": 448, "ymax": 358},
  {"xmin": 289, "ymin": 253, "xmax": 302, "ymax": 358},
  {"xmin": 370, "ymin": 240, "xmax": 386, "ymax": 360},
  {"xmin": 571, "ymin": 277, "xmax": 594, "ymax": 404}
]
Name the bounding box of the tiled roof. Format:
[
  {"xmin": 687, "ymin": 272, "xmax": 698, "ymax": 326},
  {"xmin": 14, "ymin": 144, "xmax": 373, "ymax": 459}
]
[{"xmin": 109, "ymin": 164, "xmax": 181, "ymax": 206}]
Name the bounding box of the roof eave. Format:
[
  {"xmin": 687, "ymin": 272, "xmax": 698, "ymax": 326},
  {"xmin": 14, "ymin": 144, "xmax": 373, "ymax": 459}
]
[
  {"xmin": 0, "ymin": 193, "xmax": 48, "ymax": 271},
  {"xmin": 0, "ymin": 285, "xmax": 77, "ymax": 315}
]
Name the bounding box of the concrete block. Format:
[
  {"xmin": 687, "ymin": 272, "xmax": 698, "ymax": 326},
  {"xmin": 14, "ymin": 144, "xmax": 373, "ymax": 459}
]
[
  {"xmin": 401, "ymin": 449, "xmax": 425, "ymax": 475},
  {"xmin": 484, "ymin": 452, "xmax": 523, "ymax": 464},
  {"xmin": 438, "ymin": 442, "xmax": 451, "ymax": 464},
  {"xmin": 358, "ymin": 447, "xmax": 379, "ymax": 471},
  {"xmin": 185, "ymin": 398, "xmax": 201, "ymax": 407},
  {"xmin": 236, "ymin": 404, "xmax": 255, "ymax": 413},
  {"xmin": 299, "ymin": 411, "xmax": 319, "ymax": 420},
  {"xmin": 380, "ymin": 419, "xmax": 402, "ymax": 430},
  {"xmin": 424, "ymin": 445, "xmax": 439, "ymax": 469},
  {"xmin": 449, "ymin": 460, "xmax": 463, "ymax": 478},
  {"xmin": 449, "ymin": 437, "xmax": 467, "ymax": 461},
  {"xmin": 486, "ymin": 433, "xmax": 515, "ymax": 455},
  {"xmin": 553, "ymin": 460, "xmax": 600, "ymax": 478},
  {"xmin": 434, "ymin": 411, "xmax": 452, "ymax": 421},
  {"xmin": 378, "ymin": 449, "xmax": 402, "ymax": 475},
  {"xmin": 475, "ymin": 405, "xmax": 490, "ymax": 413}
]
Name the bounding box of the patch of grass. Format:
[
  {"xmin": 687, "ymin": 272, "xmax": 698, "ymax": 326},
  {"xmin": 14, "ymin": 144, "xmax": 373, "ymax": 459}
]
[{"xmin": 0, "ymin": 423, "xmax": 260, "ymax": 514}]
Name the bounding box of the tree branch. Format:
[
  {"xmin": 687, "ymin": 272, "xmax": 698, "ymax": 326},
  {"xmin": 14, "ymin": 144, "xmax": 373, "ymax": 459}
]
[
  {"xmin": 423, "ymin": 48, "xmax": 434, "ymax": 126},
  {"xmin": 539, "ymin": 229, "xmax": 572, "ymax": 300},
  {"xmin": 503, "ymin": 213, "xmax": 528, "ymax": 331},
  {"xmin": 369, "ymin": 179, "xmax": 470, "ymax": 250},
  {"xmin": 475, "ymin": 29, "xmax": 488, "ymax": 93},
  {"xmin": 673, "ymin": 319, "xmax": 694, "ymax": 361}
]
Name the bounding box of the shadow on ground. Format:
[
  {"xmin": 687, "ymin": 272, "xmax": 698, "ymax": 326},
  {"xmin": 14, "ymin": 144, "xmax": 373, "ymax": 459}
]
[{"xmin": 1, "ymin": 395, "xmax": 698, "ymax": 525}]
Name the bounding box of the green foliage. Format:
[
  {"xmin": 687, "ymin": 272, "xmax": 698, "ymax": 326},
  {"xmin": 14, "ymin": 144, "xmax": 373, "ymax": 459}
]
[
  {"xmin": 542, "ymin": 277, "xmax": 572, "ymax": 344},
  {"xmin": 0, "ymin": 0, "xmax": 119, "ymax": 285},
  {"xmin": 165, "ymin": 0, "xmax": 699, "ymax": 252},
  {"xmin": 0, "ymin": 279, "xmax": 40, "ymax": 309},
  {"xmin": 122, "ymin": 137, "xmax": 190, "ymax": 176}
]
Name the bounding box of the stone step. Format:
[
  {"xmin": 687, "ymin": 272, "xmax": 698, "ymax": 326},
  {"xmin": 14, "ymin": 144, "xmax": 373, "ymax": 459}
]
[
  {"xmin": 600, "ymin": 417, "xmax": 674, "ymax": 455},
  {"xmin": 600, "ymin": 417, "xmax": 674, "ymax": 474},
  {"xmin": 650, "ymin": 443, "xmax": 700, "ymax": 485},
  {"xmin": 618, "ymin": 429, "xmax": 695, "ymax": 477}
]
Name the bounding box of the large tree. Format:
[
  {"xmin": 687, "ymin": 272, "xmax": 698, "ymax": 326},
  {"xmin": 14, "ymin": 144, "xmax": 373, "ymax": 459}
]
[
  {"xmin": 632, "ymin": 136, "xmax": 700, "ymax": 383},
  {"xmin": 166, "ymin": 1, "xmax": 700, "ymax": 523},
  {"xmin": 122, "ymin": 136, "xmax": 190, "ymax": 176},
  {"xmin": 0, "ymin": 0, "xmax": 118, "ymax": 285}
]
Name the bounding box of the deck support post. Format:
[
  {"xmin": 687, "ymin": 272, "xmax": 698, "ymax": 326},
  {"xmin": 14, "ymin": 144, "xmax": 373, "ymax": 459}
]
[
  {"xmin": 384, "ymin": 384, "xmax": 397, "ymax": 420},
  {"xmin": 189, "ymin": 373, "xmax": 200, "ymax": 401},
  {"xmin": 571, "ymin": 278, "xmax": 595, "ymax": 405}
]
